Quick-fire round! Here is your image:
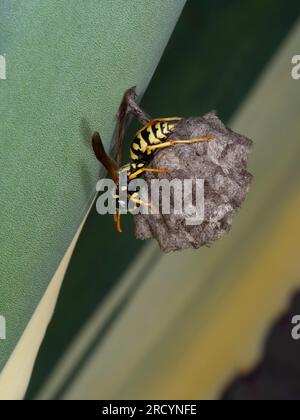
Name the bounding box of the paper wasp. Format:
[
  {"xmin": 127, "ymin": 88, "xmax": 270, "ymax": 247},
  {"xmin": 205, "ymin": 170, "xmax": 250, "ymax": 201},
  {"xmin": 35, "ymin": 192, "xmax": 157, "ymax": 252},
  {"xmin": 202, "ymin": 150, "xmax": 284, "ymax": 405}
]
[{"xmin": 92, "ymin": 87, "xmax": 212, "ymax": 233}]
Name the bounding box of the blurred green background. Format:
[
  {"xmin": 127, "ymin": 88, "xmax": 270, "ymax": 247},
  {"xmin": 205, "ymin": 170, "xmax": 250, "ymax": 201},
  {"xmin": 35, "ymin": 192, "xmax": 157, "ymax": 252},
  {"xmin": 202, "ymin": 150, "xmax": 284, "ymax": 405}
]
[{"xmin": 27, "ymin": 0, "xmax": 300, "ymax": 400}]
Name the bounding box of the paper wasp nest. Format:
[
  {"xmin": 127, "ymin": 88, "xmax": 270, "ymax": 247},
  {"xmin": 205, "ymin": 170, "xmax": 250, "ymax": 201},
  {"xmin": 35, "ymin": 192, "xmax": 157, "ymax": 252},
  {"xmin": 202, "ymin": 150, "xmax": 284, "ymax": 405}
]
[{"xmin": 134, "ymin": 112, "xmax": 253, "ymax": 252}]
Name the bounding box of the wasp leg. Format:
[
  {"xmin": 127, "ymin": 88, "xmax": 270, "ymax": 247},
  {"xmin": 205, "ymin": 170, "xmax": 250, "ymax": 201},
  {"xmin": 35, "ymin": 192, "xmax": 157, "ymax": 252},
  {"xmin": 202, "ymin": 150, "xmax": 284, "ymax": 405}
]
[
  {"xmin": 128, "ymin": 193, "xmax": 157, "ymax": 212},
  {"xmin": 129, "ymin": 196, "xmax": 151, "ymax": 208},
  {"xmin": 128, "ymin": 167, "xmax": 170, "ymax": 180},
  {"xmin": 151, "ymin": 117, "xmax": 182, "ymax": 122},
  {"xmin": 146, "ymin": 135, "xmax": 213, "ymax": 153},
  {"xmin": 114, "ymin": 210, "xmax": 122, "ymax": 233}
]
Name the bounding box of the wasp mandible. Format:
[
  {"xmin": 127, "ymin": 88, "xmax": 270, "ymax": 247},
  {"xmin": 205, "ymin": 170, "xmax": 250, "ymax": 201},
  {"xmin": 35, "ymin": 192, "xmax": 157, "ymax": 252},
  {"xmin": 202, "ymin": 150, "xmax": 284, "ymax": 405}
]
[{"xmin": 92, "ymin": 87, "xmax": 213, "ymax": 233}]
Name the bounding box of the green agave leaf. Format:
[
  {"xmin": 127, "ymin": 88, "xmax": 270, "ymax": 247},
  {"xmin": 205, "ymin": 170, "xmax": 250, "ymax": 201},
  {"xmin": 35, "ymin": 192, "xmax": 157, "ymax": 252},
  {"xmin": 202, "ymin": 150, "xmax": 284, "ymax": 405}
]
[{"xmin": 0, "ymin": 0, "xmax": 186, "ymax": 376}]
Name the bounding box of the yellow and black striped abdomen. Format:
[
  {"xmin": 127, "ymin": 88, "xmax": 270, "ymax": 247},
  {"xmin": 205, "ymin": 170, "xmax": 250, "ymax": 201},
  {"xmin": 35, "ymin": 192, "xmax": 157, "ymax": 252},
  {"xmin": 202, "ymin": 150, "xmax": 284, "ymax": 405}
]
[{"xmin": 130, "ymin": 121, "xmax": 175, "ymax": 162}]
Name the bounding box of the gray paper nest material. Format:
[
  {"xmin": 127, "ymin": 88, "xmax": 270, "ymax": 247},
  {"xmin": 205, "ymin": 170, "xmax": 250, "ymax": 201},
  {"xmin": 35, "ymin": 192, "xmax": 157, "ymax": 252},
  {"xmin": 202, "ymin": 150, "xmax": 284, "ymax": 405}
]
[{"xmin": 134, "ymin": 112, "xmax": 253, "ymax": 252}]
